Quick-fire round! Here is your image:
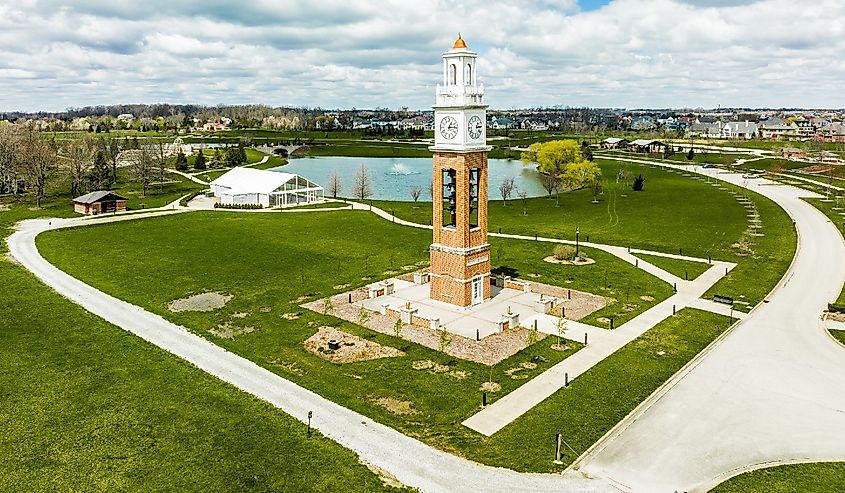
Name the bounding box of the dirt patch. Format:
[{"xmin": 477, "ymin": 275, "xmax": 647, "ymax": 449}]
[
  {"xmin": 281, "ymin": 312, "xmax": 301, "ymax": 321},
  {"xmin": 333, "ymin": 283, "xmax": 351, "ymax": 290},
  {"xmin": 260, "ymin": 306, "xmax": 272, "ymax": 313},
  {"xmin": 535, "ymin": 284, "xmax": 608, "ymax": 321},
  {"xmin": 231, "ymin": 312, "xmax": 249, "ymax": 319},
  {"xmin": 432, "ymin": 364, "xmax": 450, "ymax": 373},
  {"xmin": 269, "ymin": 359, "xmax": 304, "ymax": 374},
  {"xmin": 412, "ymin": 360, "xmax": 435, "ymax": 370},
  {"xmin": 551, "ymin": 343, "xmax": 569, "ymax": 351},
  {"xmin": 0, "ymin": 204, "xmax": 9, "ymax": 212},
  {"xmin": 640, "ymin": 295, "xmax": 655, "ymax": 302},
  {"xmin": 596, "ymin": 317, "xmax": 611, "ymax": 325},
  {"xmin": 209, "ymin": 322, "xmax": 255, "ymax": 339},
  {"xmin": 480, "ymin": 381, "xmax": 502, "ymax": 392},
  {"xmin": 304, "ymin": 326, "xmax": 404, "ymax": 363},
  {"xmin": 371, "ymin": 397, "xmax": 418, "ymax": 416},
  {"xmin": 449, "ymin": 370, "xmax": 469, "ymax": 380},
  {"xmin": 527, "ymin": 273, "xmax": 541, "ymax": 278},
  {"xmin": 362, "ymin": 460, "xmax": 405, "ymax": 489},
  {"xmin": 168, "ymin": 292, "xmax": 232, "ymax": 312},
  {"xmin": 825, "ymin": 311, "xmax": 845, "ymax": 323},
  {"xmin": 543, "ymin": 255, "xmax": 596, "ymax": 266}
]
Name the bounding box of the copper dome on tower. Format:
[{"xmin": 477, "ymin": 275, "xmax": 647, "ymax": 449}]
[{"xmin": 452, "ymin": 33, "xmax": 468, "ymax": 49}]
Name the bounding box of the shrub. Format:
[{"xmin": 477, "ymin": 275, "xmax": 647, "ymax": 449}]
[
  {"xmin": 828, "ymin": 303, "xmax": 845, "ymax": 313},
  {"xmin": 179, "ymin": 190, "xmax": 203, "ymax": 207},
  {"xmin": 213, "ymin": 202, "xmax": 263, "ymax": 210},
  {"xmin": 632, "ymin": 174, "xmax": 645, "ymax": 191},
  {"xmin": 553, "ymin": 244, "xmax": 576, "ymax": 260}
]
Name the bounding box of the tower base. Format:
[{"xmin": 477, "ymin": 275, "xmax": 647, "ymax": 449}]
[{"xmin": 429, "ymin": 243, "xmax": 491, "ymax": 307}]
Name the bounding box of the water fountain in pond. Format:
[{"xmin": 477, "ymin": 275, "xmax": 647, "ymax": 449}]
[{"xmin": 386, "ymin": 163, "xmax": 420, "ymax": 176}]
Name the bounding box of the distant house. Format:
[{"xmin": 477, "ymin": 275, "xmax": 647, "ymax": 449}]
[
  {"xmin": 73, "ymin": 191, "xmax": 127, "ymax": 215},
  {"xmin": 489, "ymin": 116, "xmax": 516, "ymax": 130},
  {"xmin": 630, "ymin": 116, "xmax": 656, "ymax": 131},
  {"xmin": 759, "ymin": 118, "xmax": 799, "ymax": 140},
  {"xmin": 688, "ymin": 122, "xmax": 722, "ymax": 139},
  {"xmin": 602, "ymin": 137, "xmax": 629, "ymax": 149},
  {"xmin": 628, "ymin": 139, "xmax": 667, "ymax": 154},
  {"xmin": 780, "ymin": 147, "xmax": 807, "ymax": 160},
  {"xmin": 210, "ymin": 168, "xmax": 324, "ymax": 208},
  {"xmin": 722, "ymin": 121, "xmax": 758, "ymax": 140}
]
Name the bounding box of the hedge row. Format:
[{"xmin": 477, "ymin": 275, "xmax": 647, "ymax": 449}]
[{"xmin": 214, "ymin": 202, "xmax": 263, "ymax": 210}]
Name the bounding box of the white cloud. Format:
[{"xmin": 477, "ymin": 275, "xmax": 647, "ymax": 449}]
[{"xmin": 0, "ymin": 0, "xmax": 843, "ymax": 111}]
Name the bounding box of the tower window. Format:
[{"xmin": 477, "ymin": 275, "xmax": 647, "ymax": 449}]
[
  {"xmin": 465, "ymin": 63, "xmax": 472, "ymax": 85},
  {"xmin": 469, "ymin": 168, "xmax": 479, "ymax": 228},
  {"xmin": 449, "ymin": 64, "xmax": 457, "ymax": 85},
  {"xmin": 442, "ymin": 168, "xmax": 456, "ymax": 227}
]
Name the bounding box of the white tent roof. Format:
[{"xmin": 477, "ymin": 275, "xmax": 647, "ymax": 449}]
[
  {"xmin": 629, "ymin": 139, "xmax": 663, "ymax": 146},
  {"xmin": 210, "ymin": 167, "xmax": 318, "ymax": 195},
  {"xmin": 604, "ymin": 137, "xmax": 627, "ymax": 144}
]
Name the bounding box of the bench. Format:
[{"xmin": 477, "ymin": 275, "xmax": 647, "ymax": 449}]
[{"xmin": 712, "ymin": 294, "xmax": 734, "ymax": 305}]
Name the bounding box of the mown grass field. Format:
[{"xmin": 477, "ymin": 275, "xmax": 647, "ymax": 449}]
[
  {"xmin": 36, "ymin": 210, "xmax": 687, "ymax": 471},
  {"xmin": 464, "ymin": 308, "xmax": 731, "ymax": 472},
  {"xmin": 632, "ymin": 252, "xmax": 711, "ymax": 281},
  {"xmin": 0, "ymin": 202, "xmax": 398, "ymax": 492},
  {"xmin": 710, "ymin": 462, "xmax": 845, "ymax": 493}
]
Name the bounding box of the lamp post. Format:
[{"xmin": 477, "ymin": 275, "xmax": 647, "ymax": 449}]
[{"xmin": 575, "ymin": 227, "xmax": 580, "ymax": 257}]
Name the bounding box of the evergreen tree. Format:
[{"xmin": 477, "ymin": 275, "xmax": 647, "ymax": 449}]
[
  {"xmin": 194, "ymin": 150, "xmax": 207, "ymax": 170},
  {"xmin": 175, "ymin": 150, "xmax": 188, "ymax": 171}
]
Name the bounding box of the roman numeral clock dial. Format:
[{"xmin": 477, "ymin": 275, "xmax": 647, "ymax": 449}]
[
  {"xmin": 468, "ymin": 115, "xmax": 483, "ymax": 139},
  {"xmin": 439, "ymin": 116, "xmax": 459, "ymax": 140}
]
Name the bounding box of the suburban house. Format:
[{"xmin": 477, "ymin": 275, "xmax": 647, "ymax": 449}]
[
  {"xmin": 602, "ymin": 137, "xmax": 629, "ymax": 149},
  {"xmin": 489, "ymin": 115, "xmax": 516, "ymax": 129},
  {"xmin": 628, "ymin": 139, "xmax": 668, "ymax": 153},
  {"xmin": 722, "ymin": 121, "xmax": 759, "ymax": 139},
  {"xmin": 759, "ymin": 117, "xmax": 799, "ymax": 139},
  {"xmin": 688, "ymin": 122, "xmax": 723, "ymax": 139},
  {"xmin": 210, "ymin": 167, "xmax": 324, "ymax": 208},
  {"xmin": 73, "ymin": 190, "xmax": 128, "ymax": 215}
]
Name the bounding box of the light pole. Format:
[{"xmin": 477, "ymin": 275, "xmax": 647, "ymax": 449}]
[{"xmin": 575, "ymin": 227, "xmax": 580, "ymax": 257}]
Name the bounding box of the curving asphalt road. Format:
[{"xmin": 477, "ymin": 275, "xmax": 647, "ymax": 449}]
[{"xmin": 577, "ymin": 158, "xmax": 845, "ymax": 492}]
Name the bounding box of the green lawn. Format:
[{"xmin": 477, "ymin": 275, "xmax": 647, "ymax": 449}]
[
  {"xmin": 111, "ymin": 169, "xmax": 204, "ymax": 209},
  {"xmin": 462, "ymin": 308, "xmax": 731, "ymax": 472},
  {"xmin": 710, "ymin": 462, "xmax": 845, "ymax": 493},
  {"xmin": 829, "ymin": 329, "xmax": 845, "ymax": 346},
  {"xmin": 0, "ymin": 202, "xmax": 398, "ymax": 492},
  {"xmin": 804, "ymin": 197, "xmax": 845, "ymax": 303},
  {"xmin": 36, "ymin": 210, "xmax": 686, "ymax": 471},
  {"xmin": 633, "ymin": 252, "xmax": 711, "ymax": 281}
]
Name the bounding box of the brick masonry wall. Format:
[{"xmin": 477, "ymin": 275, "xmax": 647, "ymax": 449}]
[{"xmin": 430, "ymin": 150, "xmax": 491, "ymax": 307}]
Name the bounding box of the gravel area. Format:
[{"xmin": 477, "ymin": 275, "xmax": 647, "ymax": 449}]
[{"xmin": 167, "ymin": 292, "xmax": 232, "ymax": 312}]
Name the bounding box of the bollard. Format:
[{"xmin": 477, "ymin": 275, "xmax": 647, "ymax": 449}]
[
  {"xmin": 584, "ymin": 332, "xmax": 588, "ymax": 345},
  {"xmin": 476, "ymin": 329, "xmax": 480, "ymax": 341},
  {"xmin": 673, "ymin": 283, "xmax": 677, "ymax": 292},
  {"xmin": 482, "ymin": 392, "xmax": 487, "ymax": 407},
  {"xmin": 636, "ymin": 259, "xmax": 639, "ymax": 268},
  {"xmin": 673, "ymin": 304, "xmax": 676, "ymax": 315},
  {"xmin": 679, "ymin": 247, "xmax": 683, "ymax": 255},
  {"xmin": 610, "ymin": 318, "xmax": 614, "ymax": 330},
  {"xmin": 498, "ymin": 227, "xmax": 501, "ymax": 234},
  {"xmin": 307, "ymin": 410, "xmax": 313, "ymax": 437},
  {"xmin": 586, "ymin": 235, "xmax": 589, "ymax": 242},
  {"xmin": 708, "ymin": 255, "xmax": 711, "ymax": 264},
  {"xmin": 685, "ymin": 271, "xmax": 689, "ymax": 281},
  {"xmin": 568, "ymin": 289, "xmax": 571, "ymax": 300},
  {"xmin": 534, "ymin": 320, "xmax": 538, "ymax": 330},
  {"xmin": 535, "ymin": 233, "xmax": 538, "ymax": 241},
  {"xmin": 554, "ymin": 434, "xmax": 563, "ymax": 464},
  {"xmin": 726, "ymin": 267, "xmax": 728, "ymax": 275},
  {"xmin": 348, "ymin": 293, "xmax": 352, "ymax": 303},
  {"xmin": 562, "ymin": 305, "xmax": 566, "ymax": 318},
  {"xmin": 565, "ymin": 373, "xmax": 569, "ymax": 387}
]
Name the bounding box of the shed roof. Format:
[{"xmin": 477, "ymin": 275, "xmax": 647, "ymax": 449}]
[
  {"xmin": 210, "ymin": 167, "xmax": 321, "ymax": 195},
  {"xmin": 604, "ymin": 137, "xmax": 627, "ymax": 144},
  {"xmin": 629, "ymin": 139, "xmax": 664, "ymax": 146},
  {"xmin": 73, "ymin": 190, "xmax": 127, "ymax": 204}
]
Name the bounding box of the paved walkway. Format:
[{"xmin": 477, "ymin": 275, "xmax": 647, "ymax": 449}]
[
  {"xmin": 462, "ymin": 261, "xmax": 734, "ymax": 436},
  {"xmin": 574, "ymin": 156, "xmax": 845, "ymax": 492}
]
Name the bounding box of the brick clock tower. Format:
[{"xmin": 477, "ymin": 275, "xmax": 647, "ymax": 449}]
[{"xmin": 429, "ymin": 35, "xmax": 491, "ymax": 308}]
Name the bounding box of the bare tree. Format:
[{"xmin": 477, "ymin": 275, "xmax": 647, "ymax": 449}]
[
  {"xmin": 327, "ymin": 169, "xmax": 342, "ymax": 198},
  {"xmin": 130, "ymin": 146, "xmax": 156, "ymax": 198},
  {"xmin": 539, "ymin": 172, "xmax": 560, "ymax": 197},
  {"xmin": 0, "ymin": 125, "xmax": 21, "ymax": 194},
  {"xmin": 63, "ymin": 137, "xmax": 94, "ymax": 197},
  {"xmin": 353, "ymin": 164, "xmax": 372, "ymax": 200},
  {"xmin": 518, "ymin": 190, "xmax": 528, "ymax": 215},
  {"xmin": 153, "ymin": 140, "xmax": 169, "ymax": 192},
  {"xmin": 410, "ymin": 185, "xmax": 422, "ymax": 202},
  {"xmin": 19, "ymin": 126, "xmax": 56, "ymax": 208},
  {"xmin": 498, "ymin": 177, "xmax": 515, "ymax": 205},
  {"xmin": 96, "ymin": 135, "xmax": 123, "ymax": 184}
]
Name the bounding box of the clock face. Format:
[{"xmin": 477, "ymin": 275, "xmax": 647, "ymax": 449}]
[
  {"xmin": 439, "ymin": 116, "xmax": 459, "ymax": 140},
  {"xmin": 468, "ymin": 115, "xmax": 483, "ymax": 140}
]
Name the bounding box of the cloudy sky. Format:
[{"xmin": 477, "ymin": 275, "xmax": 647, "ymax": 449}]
[{"xmin": 1, "ymin": 0, "xmax": 843, "ymax": 112}]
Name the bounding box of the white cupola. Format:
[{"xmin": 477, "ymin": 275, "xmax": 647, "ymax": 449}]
[{"xmin": 436, "ymin": 34, "xmax": 485, "ymax": 107}]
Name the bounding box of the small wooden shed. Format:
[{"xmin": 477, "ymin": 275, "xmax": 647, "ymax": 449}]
[{"xmin": 73, "ymin": 190, "xmax": 128, "ymax": 215}]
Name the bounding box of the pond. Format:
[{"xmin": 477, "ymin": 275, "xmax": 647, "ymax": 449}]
[{"xmin": 271, "ymin": 156, "xmax": 547, "ymax": 201}]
